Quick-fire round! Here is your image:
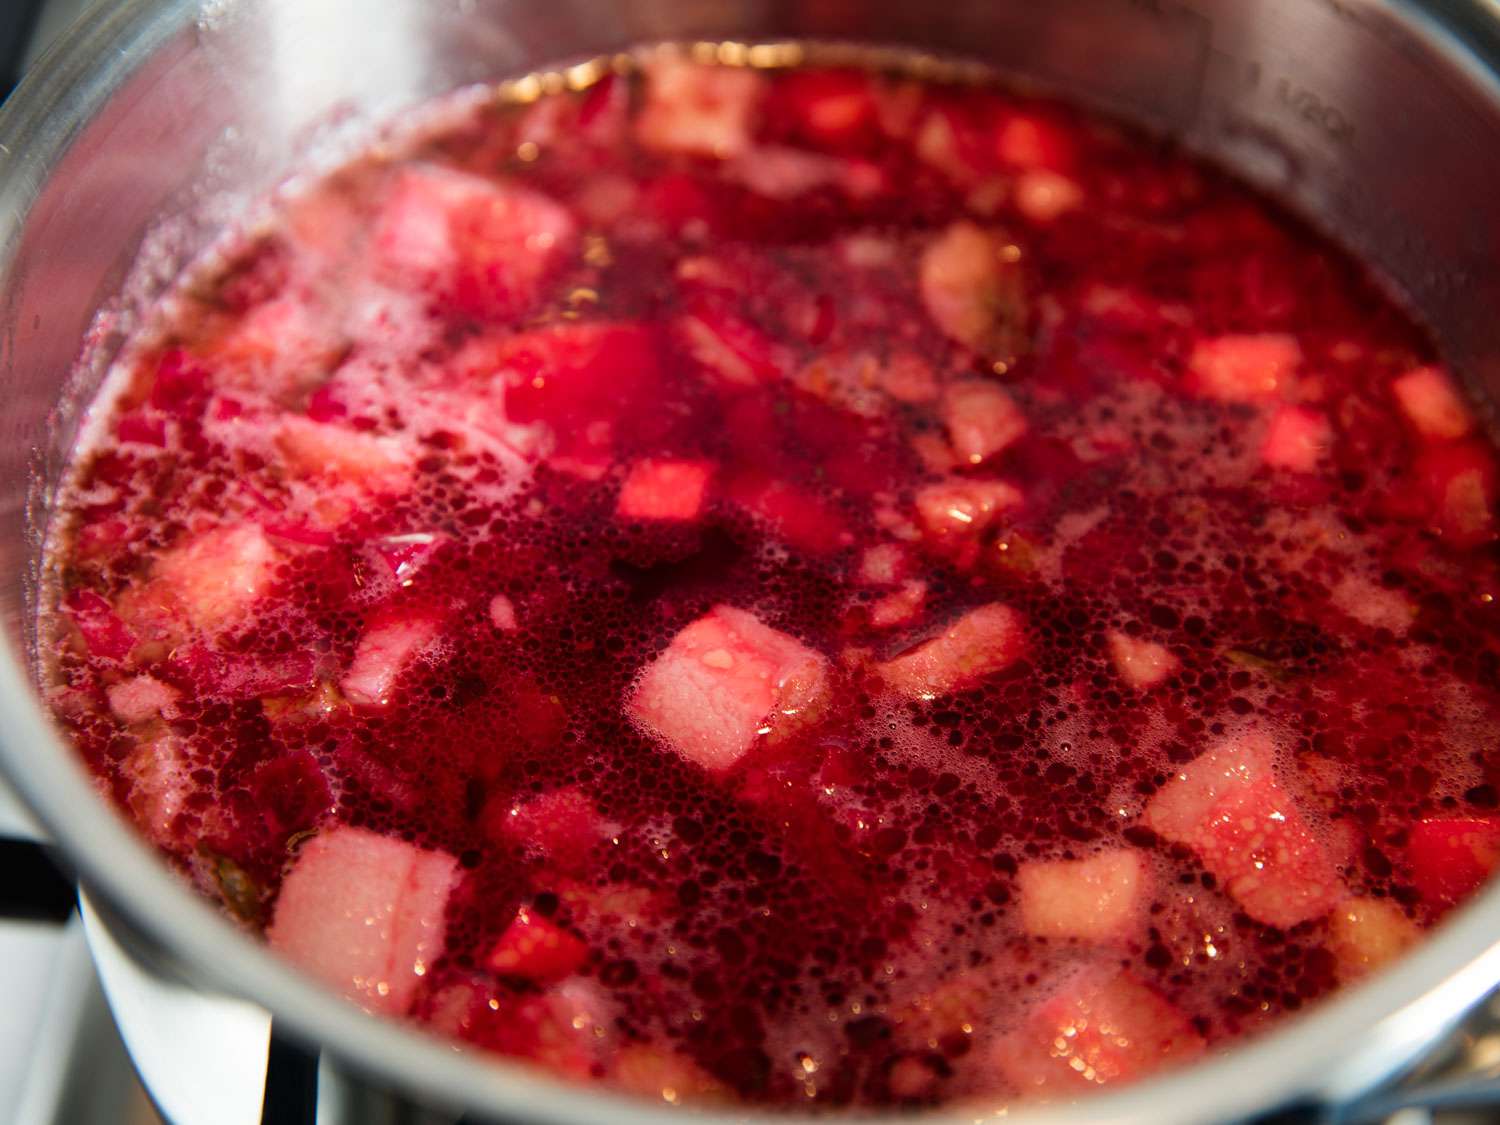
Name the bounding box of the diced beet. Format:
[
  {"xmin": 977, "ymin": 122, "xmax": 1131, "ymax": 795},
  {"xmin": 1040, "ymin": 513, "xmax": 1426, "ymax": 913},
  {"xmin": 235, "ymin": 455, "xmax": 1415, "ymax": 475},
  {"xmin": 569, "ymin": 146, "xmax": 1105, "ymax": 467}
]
[
  {"xmin": 1408, "ymin": 817, "xmax": 1500, "ymax": 909},
  {"xmin": 995, "ymin": 112, "xmax": 1077, "ymax": 172},
  {"xmin": 150, "ymin": 524, "xmax": 281, "ymax": 632},
  {"xmin": 486, "ymin": 786, "xmax": 615, "ymax": 872},
  {"xmin": 1415, "ymin": 441, "xmax": 1497, "ymax": 546},
  {"xmin": 942, "ymin": 380, "xmax": 1027, "ymax": 465},
  {"xmin": 1144, "ymin": 733, "xmax": 1342, "ymax": 927},
  {"xmin": 1018, "ymin": 849, "xmax": 1146, "ymax": 942},
  {"xmin": 764, "ymin": 68, "xmax": 879, "ymax": 151},
  {"xmin": 247, "ymin": 752, "xmax": 332, "ymax": 842},
  {"xmin": 340, "ymin": 613, "xmax": 444, "ymax": 708},
  {"xmin": 275, "ymin": 417, "xmax": 414, "ymax": 495},
  {"xmin": 169, "ymin": 645, "xmax": 318, "ymax": 700},
  {"xmin": 629, "ymin": 605, "xmax": 830, "ymax": 772},
  {"xmin": 116, "ymin": 412, "xmax": 168, "ymax": 447},
  {"xmin": 1186, "ymin": 334, "xmax": 1301, "ymax": 402},
  {"xmin": 634, "ymin": 59, "xmax": 762, "ymax": 159},
  {"xmin": 993, "ymin": 969, "xmax": 1205, "ymax": 1094},
  {"xmin": 373, "ymin": 164, "xmax": 577, "ymax": 322},
  {"xmin": 64, "ymin": 589, "xmax": 137, "ymax": 661},
  {"xmin": 267, "ymin": 826, "xmax": 458, "ymax": 1016},
  {"xmin": 1261, "ymin": 405, "xmax": 1332, "ymax": 472},
  {"xmin": 1327, "ymin": 897, "xmax": 1418, "ymax": 980},
  {"xmin": 486, "ymin": 905, "xmax": 589, "ymax": 981},
  {"xmin": 919, "ymin": 222, "xmax": 1029, "ymax": 359},
  {"xmin": 1106, "ymin": 631, "xmax": 1179, "ymax": 689},
  {"xmin": 149, "ymin": 349, "xmax": 211, "ymax": 417},
  {"xmin": 617, "ymin": 459, "xmax": 713, "ymax": 521},
  {"xmin": 1392, "ymin": 365, "xmax": 1473, "ymax": 440},
  {"xmin": 726, "ymin": 471, "xmax": 851, "ymax": 555},
  {"xmin": 877, "ymin": 603, "xmax": 1026, "ymax": 699},
  {"xmin": 106, "ymin": 675, "xmax": 179, "ymax": 724},
  {"xmin": 1013, "ymin": 169, "xmax": 1084, "ymax": 224}
]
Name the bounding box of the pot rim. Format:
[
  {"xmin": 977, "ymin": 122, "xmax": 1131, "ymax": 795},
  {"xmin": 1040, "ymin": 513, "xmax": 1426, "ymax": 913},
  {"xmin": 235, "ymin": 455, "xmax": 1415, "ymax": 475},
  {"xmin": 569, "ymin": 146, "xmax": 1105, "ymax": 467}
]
[{"xmin": 5, "ymin": 2, "xmax": 1500, "ymax": 1122}]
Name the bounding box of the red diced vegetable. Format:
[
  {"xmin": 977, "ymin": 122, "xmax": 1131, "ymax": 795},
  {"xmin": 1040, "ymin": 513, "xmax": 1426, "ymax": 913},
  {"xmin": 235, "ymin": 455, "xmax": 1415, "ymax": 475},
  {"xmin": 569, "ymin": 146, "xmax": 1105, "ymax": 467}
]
[
  {"xmin": 1408, "ymin": 817, "xmax": 1500, "ymax": 909},
  {"xmin": 617, "ymin": 459, "xmax": 713, "ymax": 521},
  {"xmin": 486, "ymin": 906, "xmax": 589, "ymax": 981}
]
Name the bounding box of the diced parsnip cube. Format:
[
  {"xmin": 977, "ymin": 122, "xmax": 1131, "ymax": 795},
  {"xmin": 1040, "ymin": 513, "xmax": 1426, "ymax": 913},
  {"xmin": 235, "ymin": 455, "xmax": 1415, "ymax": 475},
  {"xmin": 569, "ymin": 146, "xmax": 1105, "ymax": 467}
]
[
  {"xmin": 870, "ymin": 581, "xmax": 927, "ymax": 629},
  {"xmin": 1330, "ymin": 574, "xmax": 1413, "ymax": 634},
  {"xmin": 617, "ymin": 459, "xmax": 713, "ymax": 521},
  {"xmin": 877, "ymin": 603, "xmax": 1026, "ymax": 698},
  {"xmin": 1187, "ymin": 334, "xmax": 1301, "ymax": 402},
  {"xmin": 1144, "ymin": 733, "xmax": 1342, "ymax": 928},
  {"xmin": 151, "ymin": 524, "xmax": 281, "ymax": 631},
  {"xmin": 1018, "ymin": 849, "xmax": 1147, "ymax": 942},
  {"xmin": 1014, "ymin": 169, "xmax": 1084, "ymax": 223},
  {"xmin": 1392, "ymin": 365, "xmax": 1473, "ymax": 440},
  {"xmin": 123, "ymin": 731, "xmax": 195, "ymax": 847},
  {"xmin": 628, "ymin": 605, "xmax": 829, "ymax": 772},
  {"xmin": 276, "ymin": 416, "xmax": 415, "ymax": 495},
  {"xmin": 486, "ymin": 906, "xmax": 589, "ymax": 982},
  {"xmin": 942, "ymin": 380, "xmax": 1027, "ymax": 464},
  {"xmin": 993, "ymin": 969, "xmax": 1205, "ymax": 1095},
  {"xmin": 1327, "ymin": 897, "xmax": 1419, "ymax": 980},
  {"xmin": 340, "ymin": 613, "xmax": 444, "ymax": 708},
  {"xmin": 1106, "ymin": 631, "xmax": 1179, "ymax": 689},
  {"xmin": 488, "ymin": 593, "xmax": 518, "ymax": 631},
  {"xmin": 1261, "ymin": 405, "xmax": 1332, "ymax": 472},
  {"xmin": 919, "ymin": 222, "xmax": 1029, "ymax": 359},
  {"xmin": 106, "ymin": 675, "xmax": 180, "ymax": 724},
  {"xmin": 858, "ymin": 543, "xmax": 910, "ymax": 586},
  {"xmin": 267, "ymin": 826, "xmax": 459, "ymax": 1016},
  {"xmin": 634, "ymin": 59, "xmax": 762, "ymax": 158},
  {"xmin": 914, "ymin": 479, "xmax": 1023, "ymax": 542}
]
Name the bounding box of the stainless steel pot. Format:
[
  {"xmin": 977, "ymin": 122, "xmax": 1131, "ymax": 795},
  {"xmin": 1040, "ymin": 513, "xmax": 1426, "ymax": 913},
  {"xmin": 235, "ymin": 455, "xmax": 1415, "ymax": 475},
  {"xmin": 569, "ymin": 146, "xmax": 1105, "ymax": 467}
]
[{"xmin": 4, "ymin": 2, "xmax": 1500, "ymax": 1122}]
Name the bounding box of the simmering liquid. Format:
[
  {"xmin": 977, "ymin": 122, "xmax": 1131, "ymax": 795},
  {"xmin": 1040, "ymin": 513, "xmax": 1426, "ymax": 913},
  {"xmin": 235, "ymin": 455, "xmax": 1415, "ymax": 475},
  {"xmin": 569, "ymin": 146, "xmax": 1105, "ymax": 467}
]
[{"xmin": 40, "ymin": 48, "xmax": 1500, "ymax": 1109}]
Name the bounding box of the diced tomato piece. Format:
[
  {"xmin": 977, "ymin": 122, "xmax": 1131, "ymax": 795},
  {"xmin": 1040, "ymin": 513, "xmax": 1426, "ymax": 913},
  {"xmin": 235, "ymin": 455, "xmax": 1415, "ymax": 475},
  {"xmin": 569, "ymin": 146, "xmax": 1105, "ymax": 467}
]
[
  {"xmin": 1408, "ymin": 817, "xmax": 1500, "ymax": 909},
  {"xmin": 913, "ymin": 478, "xmax": 1023, "ymax": 543},
  {"xmin": 64, "ymin": 589, "xmax": 137, "ymax": 661},
  {"xmin": 1144, "ymin": 733, "xmax": 1343, "ymax": 928},
  {"xmin": 612, "ymin": 1043, "xmax": 730, "ymax": 1105},
  {"xmin": 267, "ymin": 826, "xmax": 459, "ymax": 1016},
  {"xmin": 919, "ymin": 222, "xmax": 1029, "ymax": 359},
  {"xmin": 1018, "ymin": 850, "xmax": 1146, "ymax": 944},
  {"xmin": 725, "ymin": 471, "xmax": 851, "ymax": 554},
  {"xmin": 1106, "ymin": 631, "xmax": 1179, "ymax": 689},
  {"xmin": 106, "ymin": 675, "xmax": 179, "ymax": 724},
  {"xmin": 634, "ymin": 59, "xmax": 762, "ymax": 159},
  {"xmin": 340, "ymin": 613, "xmax": 444, "ymax": 708},
  {"xmin": 372, "ymin": 164, "xmax": 576, "ymax": 321},
  {"xmin": 870, "ymin": 581, "xmax": 927, "ymax": 629},
  {"xmin": 1014, "ymin": 169, "xmax": 1084, "ymax": 224},
  {"xmin": 877, "ymin": 603, "xmax": 1026, "ymax": 699},
  {"xmin": 485, "ymin": 786, "xmax": 615, "ymax": 872},
  {"xmin": 150, "ymin": 524, "xmax": 281, "ymax": 632},
  {"xmin": 1186, "ymin": 334, "xmax": 1301, "ymax": 402},
  {"xmin": 1415, "ymin": 441, "xmax": 1497, "ymax": 546},
  {"xmin": 993, "ymin": 970, "xmax": 1205, "ymax": 1094},
  {"xmin": 1328, "ymin": 897, "xmax": 1419, "ymax": 979},
  {"xmin": 942, "ymin": 380, "xmax": 1027, "ymax": 465},
  {"xmin": 617, "ymin": 459, "xmax": 713, "ymax": 521},
  {"xmin": 1392, "ymin": 365, "xmax": 1473, "ymax": 440},
  {"xmin": 629, "ymin": 605, "xmax": 830, "ymax": 772},
  {"xmin": 275, "ymin": 416, "xmax": 414, "ymax": 495},
  {"xmin": 1261, "ymin": 405, "xmax": 1332, "ymax": 472},
  {"xmin": 486, "ymin": 906, "xmax": 589, "ymax": 982}
]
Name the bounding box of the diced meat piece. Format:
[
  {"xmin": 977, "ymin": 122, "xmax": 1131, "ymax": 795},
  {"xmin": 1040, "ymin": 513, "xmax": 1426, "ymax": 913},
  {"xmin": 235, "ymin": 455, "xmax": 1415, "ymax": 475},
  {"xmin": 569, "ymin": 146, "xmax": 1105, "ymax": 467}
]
[
  {"xmin": 1330, "ymin": 574, "xmax": 1413, "ymax": 634},
  {"xmin": 993, "ymin": 970, "xmax": 1205, "ymax": 1094},
  {"xmin": 914, "ymin": 479, "xmax": 1023, "ymax": 542},
  {"xmin": 1014, "ymin": 169, "xmax": 1084, "ymax": 223},
  {"xmin": 486, "ymin": 906, "xmax": 589, "ymax": 982},
  {"xmin": 267, "ymin": 826, "xmax": 458, "ymax": 1016},
  {"xmin": 150, "ymin": 524, "xmax": 281, "ymax": 632},
  {"xmin": 1187, "ymin": 334, "xmax": 1301, "ymax": 402},
  {"xmin": 1408, "ymin": 817, "xmax": 1500, "ymax": 909},
  {"xmin": 372, "ymin": 164, "xmax": 577, "ymax": 321},
  {"xmin": 1416, "ymin": 441, "xmax": 1496, "ymax": 546},
  {"xmin": 858, "ymin": 543, "xmax": 910, "ymax": 586},
  {"xmin": 919, "ymin": 222, "xmax": 1029, "ymax": 359},
  {"xmin": 1261, "ymin": 405, "xmax": 1332, "ymax": 472},
  {"xmin": 1328, "ymin": 897, "xmax": 1419, "ymax": 980},
  {"xmin": 1392, "ymin": 365, "xmax": 1473, "ymax": 440},
  {"xmin": 485, "ymin": 787, "xmax": 616, "ymax": 872},
  {"xmin": 63, "ymin": 589, "xmax": 137, "ymax": 661},
  {"xmin": 942, "ymin": 380, "xmax": 1027, "ymax": 464},
  {"xmin": 106, "ymin": 675, "xmax": 179, "ymax": 725},
  {"xmin": 488, "ymin": 594, "xmax": 518, "ymax": 632},
  {"xmin": 1144, "ymin": 733, "xmax": 1342, "ymax": 928},
  {"xmin": 629, "ymin": 605, "xmax": 830, "ymax": 772},
  {"xmin": 1018, "ymin": 850, "xmax": 1147, "ymax": 942},
  {"xmin": 612, "ymin": 1044, "xmax": 730, "ymax": 1106},
  {"xmin": 877, "ymin": 603, "xmax": 1026, "ymax": 699},
  {"xmin": 617, "ymin": 459, "xmax": 712, "ymax": 521},
  {"xmin": 340, "ymin": 613, "xmax": 443, "ymax": 708},
  {"xmin": 634, "ymin": 59, "xmax": 762, "ymax": 158},
  {"xmin": 276, "ymin": 416, "xmax": 414, "ymax": 495},
  {"xmin": 1107, "ymin": 631, "xmax": 1179, "ymax": 689},
  {"xmin": 870, "ymin": 581, "xmax": 927, "ymax": 629}
]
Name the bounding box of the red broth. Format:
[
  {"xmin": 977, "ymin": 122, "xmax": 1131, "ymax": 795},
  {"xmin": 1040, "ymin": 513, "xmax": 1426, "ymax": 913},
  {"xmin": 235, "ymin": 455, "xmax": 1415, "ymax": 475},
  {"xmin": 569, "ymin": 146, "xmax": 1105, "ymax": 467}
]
[{"xmin": 40, "ymin": 51, "xmax": 1500, "ymax": 1109}]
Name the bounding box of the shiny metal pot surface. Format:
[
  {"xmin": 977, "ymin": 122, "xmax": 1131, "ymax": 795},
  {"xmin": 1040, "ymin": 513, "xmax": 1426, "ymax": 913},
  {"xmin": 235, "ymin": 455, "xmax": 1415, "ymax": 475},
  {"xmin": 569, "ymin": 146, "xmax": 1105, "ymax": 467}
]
[{"xmin": 3, "ymin": 2, "xmax": 1500, "ymax": 1122}]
